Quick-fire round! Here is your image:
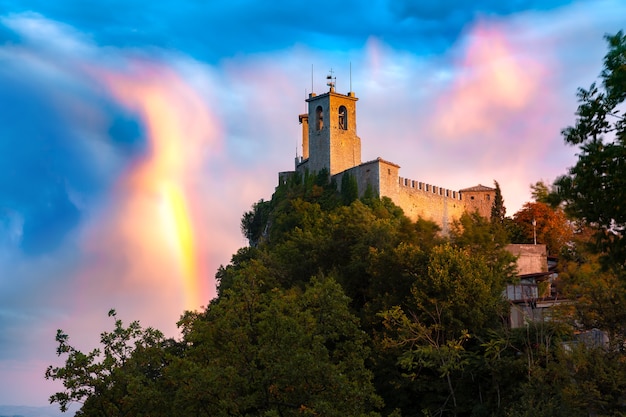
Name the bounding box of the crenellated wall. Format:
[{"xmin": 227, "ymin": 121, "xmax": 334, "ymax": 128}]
[
  {"xmin": 333, "ymin": 160, "xmax": 472, "ymax": 233},
  {"xmin": 398, "ymin": 176, "xmax": 462, "ymax": 200},
  {"xmin": 387, "ymin": 176, "xmax": 466, "ymax": 234}
]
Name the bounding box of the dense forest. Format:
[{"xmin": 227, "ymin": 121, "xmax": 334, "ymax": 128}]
[{"xmin": 46, "ymin": 32, "xmax": 626, "ymax": 417}]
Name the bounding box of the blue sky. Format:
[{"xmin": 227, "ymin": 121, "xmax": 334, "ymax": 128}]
[{"xmin": 0, "ymin": 0, "xmax": 624, "ymax": 408}]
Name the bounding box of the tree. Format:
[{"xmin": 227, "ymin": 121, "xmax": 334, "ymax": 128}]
[
  {"xmin": 174, "ymin": 274, "xmax": 383, "ymax": 417},
  {"xmin": 530, "ymin": 180, "xmax": 563, "ymax": 207},
  {"xmin": 45, "ymin": 310, "xmax": 167, "ymax": 416},
  {"xmin": 511, "ymin": 202, "xmax": 573, "ymax": 256},
  {"xmin": 241, "ymin": 199, "xmax": 271, "ymax": 247},
  {"xmin": 380, "ymin": 244, "xmax": 510, "ymax": 416},
  {"xmin": 490, "ymin": 180, "xmax": 506, "ymax": 225},
  {"xmin": 554, "ymin": 31, "xmax": 626, "ymax": 268},
  {"xmin": 451, "ymin": 211, "xmax": 516, "ymax": 277},
  {"xmin": 556, "ymin": 233, "xmax": 626, "ymax": 350},
  {"xmin": 340, "ymin": 172, "xmax": 359, "ymax": 205}
]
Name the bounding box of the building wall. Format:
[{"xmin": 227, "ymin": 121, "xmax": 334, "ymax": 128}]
[
  {"xmin": 395, "ymin": 184, "xmax": 466, "ymax": 234},
  {"xmin": 335, "ymin": 160, "xmax": 383, "ymax": 197},
  {"xmin": 463, "ymin": 190, "xmax": 495, "ymax": 218},
  {"xmin": 506, "ymin": 244, "xmax": 548, "ymax": 274},
  {"xmin": 329, "ymin": 130, "xmax": 361, "ymax": 175}
]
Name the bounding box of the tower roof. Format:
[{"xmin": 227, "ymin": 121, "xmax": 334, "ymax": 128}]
[{"xmin": 459, "ymin": 184, "xmax": 495, "ymax": 192}]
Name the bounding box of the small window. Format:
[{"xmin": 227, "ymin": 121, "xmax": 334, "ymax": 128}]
[
  {"xmin": 338, "ymin": 105, "xmax": 347, "ymax": 130},
  {"xmin": 316, "ymin": 106, "xmax": 324, "ymax": 131},
  {"xmin": 470, "ymin": 196, "xmax": 475, "ymax": 200},
  {"xmin": 486, "ymin": 194, "xmax": 490, "ymax": 200}
]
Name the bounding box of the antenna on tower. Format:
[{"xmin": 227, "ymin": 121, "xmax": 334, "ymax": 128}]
[
  {"xmin": 350, "ymin": 62, "xmax": 352, "ymax": 93},
  {"xmin": 326, "ymin": 68, "xmax": 335, "ymax": 92},
  {"xmin": 311, "ymin": 64, "xmax": 314, "ymax": 94}
]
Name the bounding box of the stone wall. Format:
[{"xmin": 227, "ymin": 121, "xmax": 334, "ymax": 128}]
[
  {"xmin": 461, "ymin": 187, "xmax": 496, "ymax": 218},
  {"xmin": 329, "ymin": 129, "xmax": 361, "ymax": 175},
  {"xmin": 391, "ymin": 178, "xmax": 466, "ymax": 234},
  {"xmin": 335, "ymin": 162, "xmax": 469, "ymax": 233},
  {"xmin": 506, "ymin": 244, "xmax": 548, "ymax": 275}
]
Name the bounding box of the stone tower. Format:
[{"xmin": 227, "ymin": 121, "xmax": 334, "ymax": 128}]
[{"xmin": 301, "ymin": 84, "xmax": 361, "ymax": 176}]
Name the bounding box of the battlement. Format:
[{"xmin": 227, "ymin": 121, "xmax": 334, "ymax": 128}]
[{"xmin": 398, "ymin": 176, "xmax": 462, "ymax": 201}]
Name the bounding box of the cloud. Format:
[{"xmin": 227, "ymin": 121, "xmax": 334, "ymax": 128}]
[{"xmin": 432, "ymin": 23, "xmax": 547, "ymax": 139}]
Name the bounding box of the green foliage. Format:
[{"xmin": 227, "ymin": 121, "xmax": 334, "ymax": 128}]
[
  {"xmin": 341, "ymin": 172, "xmax": 359, "ymax": 205},
  {"xmin": 530, "ymin": 180, "xmax": 562, "ymax": 207},
  {"xmin": 490, "ymin": 180, "xmax": 506, "ymax": 225},
  {"xmin": 241, "ymin": 199, "xmax": 272, "ymax": 247},
  {"xmin": 379, "ymin": 244, "xmax": 511, "ymax": 416},
  {"xmin": 554, "ymin": 31, "xmax": 626, "ymax": 268},
  {"xmin": 451, "ymin": 211, "xmax": 517, "ymax": 280},
  {"xmin": 503, "ymin": 338, "xmax": 626, "ymax": 417},
  {"xmin": 557, "ymin": 252, "xmax": 626, "ymax": 349},
  {"xmin": 45, "ymin": 310, "xmax": 166, "ymax": 416}
]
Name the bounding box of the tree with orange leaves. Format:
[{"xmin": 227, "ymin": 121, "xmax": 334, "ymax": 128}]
[{"xmin": 512, "ymin": 201, "xmax": 573, "ymax": 256}]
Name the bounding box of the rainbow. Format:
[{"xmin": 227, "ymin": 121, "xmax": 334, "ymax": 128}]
[{"xmin": 97, "ymin": 61, "xmax": 216, "ymax": 311}]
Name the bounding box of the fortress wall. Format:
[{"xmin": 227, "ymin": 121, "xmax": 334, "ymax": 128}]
[
  {"xmin": 295, "ymin": 158, "xmax": 310, "ymax": 176},
  {"xmin": 379, "ymin": 168, "xmax": 463, "ymax": 232},
  {"xmin": 336, "ymin": 160, "xmax": 383, "ymax": 196},
  {"xmin": 398, "ymin": 177, "xmax": 462, "ymax": 201},
  {"xmin": 337, "ymin": 163, "xmax": 467, "ymax": 233},
  {"xmin": 393, "ymin": 178, "xmax": 466, "ymax": 233}
]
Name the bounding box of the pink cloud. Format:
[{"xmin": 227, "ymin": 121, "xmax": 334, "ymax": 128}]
[{"xmin": 433, "ymin": 22, "xmax": 548, "ymax": 140}]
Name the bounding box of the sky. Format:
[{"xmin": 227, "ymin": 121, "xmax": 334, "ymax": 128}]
[{"xmin": 0, "ymin": 0, "xmax": 624, "ymax": 409}]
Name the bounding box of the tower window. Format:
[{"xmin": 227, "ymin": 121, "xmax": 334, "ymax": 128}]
[
  {"xmin": 316, "ymin": 106, "xmax": 324, "ymax": 131},
  {"xmin": 338, "ymin": 105, "xmax": 347, "ymax": 130}
]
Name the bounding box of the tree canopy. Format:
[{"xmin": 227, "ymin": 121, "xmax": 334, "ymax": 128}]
[{"xmin": 555, "ymin": 31, "xmax": 626, "ymax": 268}]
